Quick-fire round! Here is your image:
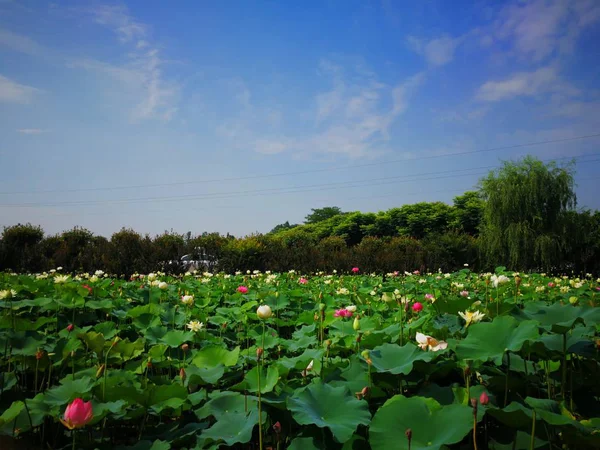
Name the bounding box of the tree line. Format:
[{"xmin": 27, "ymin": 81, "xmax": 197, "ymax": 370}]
[{"xmin": 1, "ymin": 156, "xmax": 599, "ymax": 275}]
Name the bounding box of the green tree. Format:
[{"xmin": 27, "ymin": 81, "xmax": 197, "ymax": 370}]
[
  {"xmin": 478, "ymin": 156, "xmax": 576, "ymax": 270},
  {"xmin": 451, "ymin": 191, "xmax": 485, "ymax": 235},
  {"xmin": 0, "ymin": 223, "xmax": 44, "ymax": 272},
  {"xmin": 305, "ymin": 206, "xmax": 344, "ymax": 224},
  {"xmin": 268, "ymin": 221, "xmax": 298, "ymax": 234}
]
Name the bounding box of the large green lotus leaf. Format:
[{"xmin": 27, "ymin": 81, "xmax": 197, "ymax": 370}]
[
  {"xmin": 146, "ymin": 384, "xmax": 188, "ymax": 408},
  {"xmin": 185, "ymin": 364, "xmax": 225, "ymax": 385},
  {"xmin": 288, "ymin": 436, "xmax": 324, "ymax": 450},
  {"xmin": 524, "ymin": 397, "xmax": 584, "ymax": 429},
  {"xmin": 85, "ymin": 299, "xmax": 114, "ymax": 310},
  {"xmin": 10, "ymin": 332, "xmax": 50, "ymax": 356},
  {"xmin": 328, "ymin": 355, "xmax": 370, "ymax": 394},
  {"xmin": 284, "ymin": 334, "xmax": 317, "ymax": 352},
  {"xmin": 286, "ymin": 380, "xmax": 371, "ymax": 443},
  {"xmin": 127, "ymin": 303, "xmax": 163, "ymax": 319},
  {"xmin": 369, "ymin": 395, "xmax": 473, "ymax": 450},
  {"xmin": 0, "ymin": 401, "xmax": 24, "ymax": 426},
  {"xmin": 192, "ymin": 345, "xmax": 240, "ymax": 368},
  {"xmin": 368, "ymin": 343, "xmax": 436, "ymax": 375},
  {"xmin": 77, "ymin": 331, "xmax": 106, "ymax": 357},
  {"xmin": 195, "ymin": 391, "xmax": 258, "ymax": 421},
  {"xmin": 159, "ymin": 330, "xmax": 194, "ymax": 348},
  {"xmin": 530, "ymin": 326, "xmax": 595, "ymax": 356},
  {"xmin": 111, "ymin": 338, "xmax": 145, "ymax": 362},
  {"xmin": 486, "ymin": 402, "xmax": 533, "ymax": 428},
  {"xmin": 514, "ymin": 301, "xmax": 600, "ymax": 333},
  {"xmin": 45, "ymin": 376, "xmax": 95, "ymax": 406},
  {"xmin": 90, "ymin": 400, "xmax": 128, "ymax": 423},
  {"xmin": 201, "ymin": 409, "xmax": 263, "ymax": 447},
  {"xmin": 232, "ymin": 365, "xmax": 280, "ymax": 394},
  {"xmin": 455, "ymin": 316, "xmax": 539, "ymax": 364}
]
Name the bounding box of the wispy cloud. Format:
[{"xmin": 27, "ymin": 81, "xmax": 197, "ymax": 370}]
[
  {"xmin": 490, "ymin": 0, "xmax": 600, "ymax": 62},
  {"xmin": 68, "ymin": 4, "xmax": 179, "ymax": 122},
  {"xmin": 0, "ymin": 74, "xmax": 39, "ymax": 103},
  {"xmin": 476, "ymin": 67, "xmax": 578, "ymax": 102},
  {"xmin": 220, "ymin": 61, "xmax": 425, "ymax": 159},
  {"xmin": 88, "ymin": 4, "xmax": 146, "ymax": 44},
  {"xmin": 0, "ymin": 28, "xmax": 44, "ymax": 55},
  {"xmin": 16, "ymin": 128, "xmax": 47, "ymax": 134},
  {"xmin": 407, "ymin": 35, "xmax": 462, "ymax": 66}
]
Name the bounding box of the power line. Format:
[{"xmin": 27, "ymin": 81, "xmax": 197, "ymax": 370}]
[
  {"xmin": 3, "ymin": 155, "xmax": 600, "ymax": 209},
  {"xmin": 2, "ymin": 133, "xmax": 599, "ymax": 196}
]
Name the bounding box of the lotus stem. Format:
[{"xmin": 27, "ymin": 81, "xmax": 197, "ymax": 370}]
[
  {"xmin": 530, "ymin": 410, "xmax": 536, "ymax": 450},
  {"xmin": 504, "ymin": 351, "xmax": 510, "ymax": 407},
  {"xmin": 561, "ymin": 332, "xmax": 567, "ymax": 400}
]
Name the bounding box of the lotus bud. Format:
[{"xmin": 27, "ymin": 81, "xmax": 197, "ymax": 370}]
[
  {"xmin": 361, "ymin": 350, "xmax": 370, "ymax": 360},
  {"xmin": 67, "ymin": 324, "xmax": 74, "ymax": 332},
  {"xmin": 405, "ymin": 428, "xmax": 412, "ymax": 444},
  {"xmin": 96, "ymin": 364, "xmax": 105, "ymax": 378},
  {"xmin": 181, "ymin": 343, "xmax": 189, "ymax": 353},
  {"xmin": 353, "ymin": 316, "xmax": 361, "ymax": 331},
  {"xmin": 257, "ymin": 304, "xmax": 272, "ymax": 320},
  {"xmin": 479, "ymin": 391, "xmax": 489, "ymax": 406},
  {"xmin": 319, "ymin": 303, "xmax": 326, "ymax": 311},
  {"xmin": 35, "ymin": 350, "xmax": 44, "ymax": 360},
  {"xmin": 256, "ymin": 347, "xmax": 264, "ymax": 359},
  {"xmin": 361, "ymin": 386, "xmax": 370, "ymax": 398},
  {"xmin": 515, "ymin": 275, "xmax": 522, "ymax": 287},
  {"xmin": 273, "ymin": 421, "xmax": 282, "ymax": 435},
  {"xmin": 112, "ymin": 336, "xmax": 120, "ymax": 347},
  {"xmin": 179, "ymin": 367, "xmax": 186, "ymax": 381},
  {"xmin": 324, "ymin": 339, "xmax": 331, "ymax": 349}
]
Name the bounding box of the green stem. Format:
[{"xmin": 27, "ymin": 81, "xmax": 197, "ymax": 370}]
[
  {"xmin": 504, "ymin": 351, "xmax": 510, "ymax": 407},
  {"xmin": 530, "ymin": 410, "xmax": 536, "ymax": 450},
  {"xmin": 399, "ymin": 301, "xmax": 404, "ymax": 346},
  {"xmin": 257, "ymin": 322, "xmax": 265, "ymax": 450},
  {"xmin": 561, "ymin": 333, "xmax": 567, "ymax": 400},
  {"xmin": 72, "ymin": 429, "xmax": 76, "ymax": 450}
]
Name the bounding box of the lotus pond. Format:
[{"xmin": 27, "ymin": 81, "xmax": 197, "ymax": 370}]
[{"xmin": 1, "ymin": 269, "xmax": 599, "ymax": 450}]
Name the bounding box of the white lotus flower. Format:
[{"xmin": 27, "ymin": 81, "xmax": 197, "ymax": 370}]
[
  {"xmin": 346, "ymin": 305, "xmax": 357, "ymax": 313},
  {"xmin": 158, "ymin": 281, "xmax": 168, "ymax": 290},
  {"xmin": 187, "ymin": 320, "xmax": 204, "ymax": 332},
  {"xmin": 458, "ymin": 310, "xmax": 485, "ymax": 327},
  {"xmin": 415, "ymin": 332, "xmax": 448, "ymax": 352},
  {"xmin": 54, "ymin": 275, "xmax": 69, "ymax": 284},
  {"xmin": 181, "ymin": 295, "xmax": 194, "ymax": 305}
]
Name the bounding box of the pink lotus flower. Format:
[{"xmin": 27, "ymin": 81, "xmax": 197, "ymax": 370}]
[
  {"xmin": 424, "ymin": 293, "xmax": 435, "ymax": 301},
  {"xmin": 393, "ymin": 271, "xmax": 399, "ymax": 276},
  {"xmin": 351, "ymin": 267, "xmax": 360, "ymax": 274},
  {"xmin": 548, "ymin": 282, "xmax": 555, "ymax": 288},
  {"xmin": 413, "ymin": 270, "xmax": 420, "ymax": 275},
  {"xmin": 60, "ymin": 398, "xmax": 93, "ymax": 430},
  {"xmin": 334, "ymin": 308, "xmax": 353, "ymax": 318},
  {"xmin": 67, "ymin": 324, "xmax": 74, "ymax": 332},
  {"xmin": 237, "ymin": 286, "xmax": 249, "ymax": 294},
  {"xmin": 460, "ymin": 290, "xmax": 469, "ymax": 297},
  {"xmin": 412, "ymin": 302, "xmax": 423, "ymax": 313},
  {"xmin": 299, "ymin": 278, "xmax": 308, "ymax": 284},
  {"xmin": 595, "ymin": 287, "xmax": 600, "ymax": 291},
  {"xmin": 479, "ymin": 391, "xmax": 489, "ymax": 406}
]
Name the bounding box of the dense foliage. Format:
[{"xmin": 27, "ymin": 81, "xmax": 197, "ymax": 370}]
[
  {"xmin": 1, "ymin": 157, "xmax": 599, "ymax": 276},
  {"xmin": 1, "ymin": 269, "xmax": 599, "ymax": 449}
]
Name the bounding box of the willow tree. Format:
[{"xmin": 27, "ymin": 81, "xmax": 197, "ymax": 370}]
[{"xmin": 478, "ymin": 156, "xmax": 577, "ymax": 271}]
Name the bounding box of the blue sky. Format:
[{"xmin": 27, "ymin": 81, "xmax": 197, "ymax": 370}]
[{"xmin": 1, "ymin": 0, "xmax": 600, "ymax": 237}]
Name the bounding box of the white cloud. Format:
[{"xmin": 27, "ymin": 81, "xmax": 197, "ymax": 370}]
[
  {"xmin": 0, "ymin": 28, "xmax": 44, "ymax": 55},
  {"xmin": 88, "ymin": 5, "xmax": 146, "ymax": 43},
  {"xmin": 0, "ymin": 74, "xmax": 39, "ymax": 103},
  {"xmin": 476, "ymin": 67, "xmax": 578, "ymax": 102},
  {"xmin": 491, "ymin": 0, "xmax": 600, "ymax": 62},
  {"xmin": 16, "ymin": 128, "xmax": 46, "ymax": 134},
  {"xmin": 217, "ymin": 62, "xmax": 425, "ymax": 159},
  {"xmin": 69, "ymin": 5, "xmax": 178, "ymax": 122},
  {"xmin": 407, "ymin": 35, "xmax": 461, "ymax": 66}
]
